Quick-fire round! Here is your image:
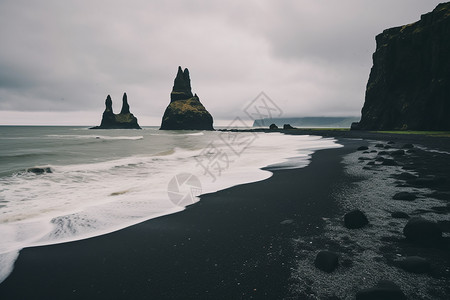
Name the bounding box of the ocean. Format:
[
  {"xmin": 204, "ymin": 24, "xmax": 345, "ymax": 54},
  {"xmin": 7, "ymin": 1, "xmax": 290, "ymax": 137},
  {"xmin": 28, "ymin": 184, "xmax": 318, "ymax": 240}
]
[{"xmin": 0, "ymin": 126, "xmax": 341, "ymax": 283}]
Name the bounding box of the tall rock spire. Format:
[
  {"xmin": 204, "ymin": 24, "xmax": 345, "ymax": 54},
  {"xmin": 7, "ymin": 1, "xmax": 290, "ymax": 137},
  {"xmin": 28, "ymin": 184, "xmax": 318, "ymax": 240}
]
[
  {"xmin": 171, "ymin": 66, "xmax": 194, "ymax": 102},
  {"xmin": 160, "ymin": 66, "xmax": 214, "ymax": 130},
  {"xmin": 105, "ymin": 95, "xmax": 113, "ymax": 113},
  {"xmin": 120, "ymin": 92, "xmax": 130, "ymax": 114},
  {"xmin": 92, "ymin": 93, "xmax": 141, "ymax": 129}
]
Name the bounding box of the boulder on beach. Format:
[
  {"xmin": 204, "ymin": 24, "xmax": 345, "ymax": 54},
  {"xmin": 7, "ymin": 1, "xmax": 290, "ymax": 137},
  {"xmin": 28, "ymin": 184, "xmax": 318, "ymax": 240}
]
[
  {"xmin": 403, "ymin": 217, "xmax": 442, "ymax": 244},
  {"xmin": 382, "ymin": 159, "xmax": 398, "ymax": 166},
  {"xmin": 391, "ymin": 211, "xmax": 410, "ymax": 219},
  {"xmin": 402, "ymin": 144, "xmax": 414, "ymax": 149},
  {"xmin": 91, "ymin": 93, "xmax": 141, "ymax": 129},
  {"xmin": 395, "ymin": 256, "xmax": 430, "ymax": 274},
  {"xmin": 392, "ymin": 191, "xmax": 417, "ymax": 201},
  {"xmin": 160, "ymin": 67, "xmax": 214, "ymax": 130},
  {"xmin": 395, "ymin": 172, "xmax": 417, "ymax": 180},
  {"xmin": 357, "ymin": 146, "xmax": 369, "ymax": 151},
  {"xmin": 269, "ymin": 123, "xmax": 279, "ymax": 130},
  {"xmin": 390, "ymin": 149, "xmax": 405, "ymax": 156},
  {"xmin": 355, "ymin": 280, "xmax": 406, "ymax": 300},
  {"xmin": 344, "ymin": 209, "xmax": 369, "ymax": 229},
  {"xmin": 314, "ymin": 250, "xmax": 339, "ymax": 273},
  {"xmin": 283, "ymin": 124, "xmax": 295, "ymax": 129}
]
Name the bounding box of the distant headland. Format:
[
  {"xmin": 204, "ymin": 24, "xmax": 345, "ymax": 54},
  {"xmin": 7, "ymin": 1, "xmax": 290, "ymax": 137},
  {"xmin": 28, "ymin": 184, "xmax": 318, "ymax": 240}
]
[
  {"xmin": 90, "ymin": 93, "xmax": 141, "ymax": 129},
  {"xmin": 160, "ymin": 66, "xmax": 214, "ymax": 130}
]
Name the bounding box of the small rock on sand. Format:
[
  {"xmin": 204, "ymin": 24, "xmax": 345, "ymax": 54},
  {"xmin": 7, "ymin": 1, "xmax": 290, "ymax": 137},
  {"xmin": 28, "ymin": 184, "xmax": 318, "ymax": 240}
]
[
  {"xmin": 393, "ymin": 192, "xmax": 417, "ymax": 201},
  {"xmin": 314, "ymin": 250, "xmax": 339, "ymax": 273},
  {"xmin": 344, "ymin": 209, "xmax": 369, "ymax": 229},
  {"xmin": 382, "ymin": 159, "xmax": 398, "ymax": 166},
  {"xmin": 390, "ymin": 149, "xmax": 405, "ymax": 156},
  {"xmin": 391, "ymin": 211, "xmax": 410, "ymax": 219},
  {"xmin": 357, "ymin": 146, "xmax": 369, "ymax": 151},
  {"xmin": 403, "ymin": 217, "xmax": 442, "ymax": 244},
  {"xmin": 355, "ymin": 280, "xmax": 406, "ymax": 300},
  {"xmin": 395, "ymin": 256, "xmax": 430, "ymax": 274},
  {"xmin": 402, "ymin": 143, "xmax": 414, "ymax": 149}
]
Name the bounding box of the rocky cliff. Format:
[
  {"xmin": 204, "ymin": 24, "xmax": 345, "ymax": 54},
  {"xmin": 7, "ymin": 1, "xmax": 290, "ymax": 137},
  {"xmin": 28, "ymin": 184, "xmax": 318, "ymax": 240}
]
[
  {"xmin": 354, "ymin": 2, "xmax": 450, "ymax": 130},
  {"xmin": 160, "ymin": 67, "xmax": 214, "ymax": 130},
  {"xmin": 91, "ymin": 93, "xmax": 141, "ymax": 129}
]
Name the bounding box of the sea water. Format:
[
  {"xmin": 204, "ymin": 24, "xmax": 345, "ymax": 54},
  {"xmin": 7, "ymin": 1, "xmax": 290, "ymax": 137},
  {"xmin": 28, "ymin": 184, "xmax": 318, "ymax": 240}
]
[{"xmin": 0, "ymin": 126, "xmax": 341, "ymax": 283}]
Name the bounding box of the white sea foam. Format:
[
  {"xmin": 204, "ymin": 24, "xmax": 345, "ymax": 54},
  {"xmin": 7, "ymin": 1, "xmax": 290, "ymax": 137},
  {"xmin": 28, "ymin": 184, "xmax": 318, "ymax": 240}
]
[
  {"xmin": 0, "ymin": 130, "xmax": 341, "ymax": 283},
  {"xmin": 46, "ymin": 134, "xmax": 144, "ymax": 140}
]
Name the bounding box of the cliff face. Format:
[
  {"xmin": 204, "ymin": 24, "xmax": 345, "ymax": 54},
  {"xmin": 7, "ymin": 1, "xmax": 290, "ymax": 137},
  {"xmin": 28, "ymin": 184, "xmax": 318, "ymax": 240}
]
[
  {"xmin": 160, "ymin": 67, "xmax": 214, "ymax": 130},
  {"xmin": 356, "ymin": 2, "xmax": 450, "ymax": 130},
  {"xmin": 91, "ymin": 93, "xmax": 141, "ymax": 129}
]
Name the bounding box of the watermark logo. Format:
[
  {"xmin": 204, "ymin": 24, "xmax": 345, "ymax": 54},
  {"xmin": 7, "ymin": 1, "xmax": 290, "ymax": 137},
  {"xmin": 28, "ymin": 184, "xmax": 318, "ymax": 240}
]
[
  {"xmin": 243, "ymin": 91, "xmax": 282, "ymax": 127},
  {"xmin": 218, "ymin": 117, "xmax": 258, "ymax": 156},
  {"xmin": 167, "ymin": 91, "xmax": 282, "ymax": 203},
  {"xmin": 167, "ymin": 173, "xmax": 202, "ymax": 206}
]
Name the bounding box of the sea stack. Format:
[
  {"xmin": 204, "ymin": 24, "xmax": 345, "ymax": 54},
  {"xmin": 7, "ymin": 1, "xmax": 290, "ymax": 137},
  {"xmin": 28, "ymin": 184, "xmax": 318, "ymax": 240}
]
[
  {"xmin": 160, "ymin": 66, "xmax": 214, "ymax": 130},
  {"xmin": 91, "ymin": 93, "xmax": 141, "ymax": 129},
  {"xmin": 353, "ymin": 2, "xmax": 450, "ymax": 130}
]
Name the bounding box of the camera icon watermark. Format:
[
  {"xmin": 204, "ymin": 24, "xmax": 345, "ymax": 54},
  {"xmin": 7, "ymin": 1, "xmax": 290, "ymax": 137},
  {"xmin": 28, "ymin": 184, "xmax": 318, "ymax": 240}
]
[
  {"xmin": 243, "ymin": 91, "xmax": 283, "ymax": 127},
  {"xmin": 167, "ymin": 173, "xmax": 202, "ymax": 207}
]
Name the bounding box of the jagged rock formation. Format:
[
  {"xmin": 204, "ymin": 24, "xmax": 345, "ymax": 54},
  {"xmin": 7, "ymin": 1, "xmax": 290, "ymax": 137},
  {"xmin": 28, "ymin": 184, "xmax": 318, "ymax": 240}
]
[
  {"xmin": 91, "ymin": 93, "xmax": 141, "ymax": 129},
  {"xmin": 160, "ymin": 67, "xmax": 214, "ymax": 130},
  {"xmin": 354, "ymin": 2, "xmax": 450, "ymax": 130}
]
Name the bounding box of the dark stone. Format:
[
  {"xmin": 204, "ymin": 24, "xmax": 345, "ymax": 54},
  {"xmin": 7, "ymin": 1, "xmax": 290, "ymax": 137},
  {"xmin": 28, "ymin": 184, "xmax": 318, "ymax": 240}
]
[
  {"xmin": 269, "ymin": 123, "xmax": 278, "ymax": 130},
  {"xmin": 344, "ymin": 209, "xmax": 369, "ymax": 229},
  {"xmin": 390, "ymin": 149, "xmax": 405, "ymax": 156},
  {"xmin": 384, "ymin": 145, "xmax": 392, "ymax": 149},
  {"xmin": 395, "ymin": 256, "xmax": 430, "ymax": 274},
  {"xmin": 283, "ymin": 124, "xmax": 295, "ymax": 129},
  {"xmin": 370, "ymin": 150, "xmax": 377, "ymax": 153},
  {"xmin": 27, "ymin": 167, "xmax": 53, "ymax": 174},
  {"xmin": 378, "ymin": 151, "xmax": 389, "ymax": 155},
  {"xmin": 393, "ymin": 192, "xmax": 417, "ymax": 201},
  {"xmin": 375, "ymin": 156, "xmax": 385, "ymax": 161},
  {"xmin": 403, "ymin": 217, "xmax": 443, "ymax": 244},
  {"xmin": 314, "ymin": 251, "xmax": 339, "ymax": 273},
  {"xmin": 160, "ymin": 67, "xmax": 214, "ymax": 130},
  {"xmin": 357, "ymin": 146, "xmax": 369, "ymax": 151},
  {"xmin": 356, "ymin": 3, "xmax": 450, "ymax": 131},
  {"xmin": 356, "ymin": 280, "xmax": 406, "ymax": 300},
  {"xmin": 407, "ymin": 176, "xmax": 446, "ymax": 188},
  {"xmin": 428, "ymin": 191, "xmax": 450, "ymax": 200},
  {"xmin": 387, "ymin": 141, "xmax": 395, "ymax": 144},
  {"xmin": 391, "ymin": 211, "xmax": 410, "ymax": 219},
  {"xmin": 366, "ymin": 161, "xmax": 375, "ymax": 166},
  {"xmin": 402, "ymin": 144, "xmax": 414, "ymax": 149},
  {"xmin": 382, "ymin": 159, "xmax": 398, "ymax": 166},
  {"xmin": 358, "ymin": 157, "xmax": 372, "ymax": 161},
  {"xmin": 91, "ymin": 93, "xmax": 141, "ymax": 129},
  {"xmin": 375, "ymin": 143, "xmax": 385, "ymax": 148},
  {"xmin": 396, "ymin": 172, "xmax": 417, "ymax": 180}
]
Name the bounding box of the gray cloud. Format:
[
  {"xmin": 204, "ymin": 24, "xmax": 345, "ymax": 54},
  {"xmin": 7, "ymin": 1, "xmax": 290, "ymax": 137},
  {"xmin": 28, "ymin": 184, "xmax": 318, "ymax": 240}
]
[{"xmin": 0, "ymin": 0, "xmax": 443, "ymax": 124}]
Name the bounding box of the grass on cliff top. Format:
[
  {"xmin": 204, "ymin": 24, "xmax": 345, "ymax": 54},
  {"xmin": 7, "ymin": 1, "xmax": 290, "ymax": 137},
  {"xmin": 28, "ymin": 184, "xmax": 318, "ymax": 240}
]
[
  {"xmin": 285, "ymin": 128, "xmax": 350, "ymax": 131},
  {"xmin": 373, "ymin": 130, "xmax": 450, "ymax": 137}
]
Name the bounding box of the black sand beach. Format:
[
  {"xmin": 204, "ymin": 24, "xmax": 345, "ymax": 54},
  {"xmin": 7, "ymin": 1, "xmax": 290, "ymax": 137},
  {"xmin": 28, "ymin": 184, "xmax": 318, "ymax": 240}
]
[{"xmin": 0, "ymin": 131, "xmax": 449, "ymax": 299}]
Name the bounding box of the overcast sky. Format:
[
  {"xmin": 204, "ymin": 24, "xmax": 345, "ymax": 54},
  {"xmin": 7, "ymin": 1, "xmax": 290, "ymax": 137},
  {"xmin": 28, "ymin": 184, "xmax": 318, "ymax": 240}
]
[{"xmin": 0, "ymin": 0, "xmax": 443, "ymax": 125}]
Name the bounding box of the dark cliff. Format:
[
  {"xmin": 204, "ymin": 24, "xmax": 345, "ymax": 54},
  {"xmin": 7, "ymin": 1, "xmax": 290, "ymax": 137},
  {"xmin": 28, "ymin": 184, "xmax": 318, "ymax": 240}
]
[
  {"xmin": 91, "ymin": 93, "xmax": 141, "ymax": 129},
  {"xmin": 160, "ymin": 67, "xmax": 214, "ymax": 130},
  {"xmin": 355, "ymin": 2, "xmax": 450, "ymax": 130}
]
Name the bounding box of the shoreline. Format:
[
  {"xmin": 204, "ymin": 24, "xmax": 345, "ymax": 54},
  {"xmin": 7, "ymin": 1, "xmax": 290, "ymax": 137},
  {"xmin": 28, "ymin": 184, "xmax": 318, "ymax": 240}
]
[{"xmin": 0, "ymin": 131, "xmax": 448, "ymax": 299}]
